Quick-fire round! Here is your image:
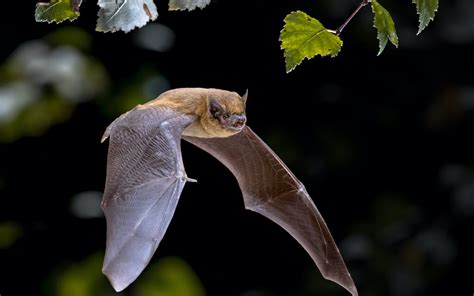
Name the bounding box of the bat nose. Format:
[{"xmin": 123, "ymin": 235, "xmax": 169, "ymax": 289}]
[{"xmin": 232, "ymin": 115, "xmax": 246, "ymax": 127}]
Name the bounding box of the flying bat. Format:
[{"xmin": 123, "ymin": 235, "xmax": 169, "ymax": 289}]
[{"xmin": 100, "ymin": 88, "xmax": 358, "ymax": 295}]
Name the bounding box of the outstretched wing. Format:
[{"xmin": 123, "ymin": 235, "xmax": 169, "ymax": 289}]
[
  {"xmin": 102, "ymin": 106, "xmax": 195, "ymax": 292},
  {"xmin": 184, "ymin": 126, "xmax": 358, "ymax": 296}
]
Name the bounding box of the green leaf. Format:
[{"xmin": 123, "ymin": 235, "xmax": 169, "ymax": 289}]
[
  {"xmin": 35, "ymin": 0, "xmax": 81, "ymax": 24},
  {"xmin": 371, "ymin": 0, "xmax": 399, "ymax": 56},
  {"xmin": 280, "ymin": 11, "xmax": 343, "ymax": 73},
  {"xmin": 169, "ymin": 0, "xmax": 211, "ymax": 11},
  {"xmin": 412, "ymin": 0, "xmax": 439, "ymax": 34}
]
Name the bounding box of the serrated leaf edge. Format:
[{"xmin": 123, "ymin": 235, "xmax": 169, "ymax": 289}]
[
  {"xmin": 280, "ymin": 11, "xmax": 343, "ymax": 72},
  {"xmin": 283, "ymin": 33, "xmax": 343, "ymax": 73},
  {"xmin": 371, "ymin": 0, "xmax": 399, "ymax": 56},
  {"xmin": 168, "ymin": 0, "xmax": 211, "ymax": 11},
  {"xmin": 35, "ymin": 1, "xmax": 80, "ymax": 24},
  {"xmin": 412, "ymin": 0, "xmax": 439, "ymax": 35},
  {"xmin": 168, "ymin": 5, "xmax": 206, "ymax": 11},
  {"xmin": 95, "ymin": 2, "xmax": 158, "ymax": 33}
]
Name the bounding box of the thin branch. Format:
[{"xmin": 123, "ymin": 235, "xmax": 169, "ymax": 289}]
[{"xmin": 334, "ymin": 0, "xmax": 370, "ymax": 36}]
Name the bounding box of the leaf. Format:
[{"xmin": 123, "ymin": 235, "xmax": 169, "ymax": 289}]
[
  {"xmin": 280, "ymin": 11, "xmax": 343, "ymax": 73},
  {"xmin": 412, "ymin": 0, "xmax": 439, "ymax": 34},
  {"xmin": 169, "ymin": 0, "xmax": 211, "ymax": 11},
  {"xmin": 96, "ymin": 0, "xmax": 158, "ymax": 33},
  {"xmin": 371, "ymin": 0, "xmax": 399, "ymax": 56},
  {"xmin": 35, "ymin": 0, "xmax": 81, "ymax": 24}
]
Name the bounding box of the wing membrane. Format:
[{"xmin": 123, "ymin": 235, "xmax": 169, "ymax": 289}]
[
  {"xmin": 184, "ymin": 126, "xmax": 358, "ymax": 296},
  {"xmin": 102, "ymin": 107, "xmax": 194, "ymax": 291}
]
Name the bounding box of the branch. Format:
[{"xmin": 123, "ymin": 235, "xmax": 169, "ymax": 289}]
[{"xmin": 331, "ymin": 0, "xmax": 370, "ymax": 36}]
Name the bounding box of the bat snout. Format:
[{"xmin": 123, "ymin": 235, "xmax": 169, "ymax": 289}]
[{"xmin": 231, "ymin": 115, "xmax": 246, "ymax": 128}]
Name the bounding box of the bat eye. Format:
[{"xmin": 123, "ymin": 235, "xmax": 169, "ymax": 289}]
[{"xmin": 223, "ymin": 113, "xmax": 229, "ymax": 120}]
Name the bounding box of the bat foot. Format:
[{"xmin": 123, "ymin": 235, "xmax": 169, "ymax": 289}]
[
  {"xmin": 185, "ymin": 176, "xmax": 198, "ymax": 183},
  {"xmin": 175, "ymin": 170, "xmax": 197, "ymax": 183}
]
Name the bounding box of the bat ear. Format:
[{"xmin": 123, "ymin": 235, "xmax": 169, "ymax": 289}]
[
  {"xmin": 241, "ymin": 89, "xmax": 248, "ymax": 105},
  {"xmin": 209, "ymin": 98, "xmax": 224, "ymax": 117}
]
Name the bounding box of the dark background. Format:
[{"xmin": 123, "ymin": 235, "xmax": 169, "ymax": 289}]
[{"xmin": 1, "ymin": 0, "xmax": 473, "ymax": 295}]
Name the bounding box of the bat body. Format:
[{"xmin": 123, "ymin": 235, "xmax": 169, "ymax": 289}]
[{"xmin": 101, "ymin": 88, "xmax": 357, "ymax": 295}]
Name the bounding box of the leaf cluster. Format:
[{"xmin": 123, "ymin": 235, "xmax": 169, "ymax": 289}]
[
  {"xmin": 34, "ymin": 0, "xmax": 440, "ymax": 72},
  {"xmin": 280, "ymin": 0, "xmax": 439, "ymax": 72},
  {"xmin": 35, "ymin": 0, "xmax": 210, "ymax": 33}
]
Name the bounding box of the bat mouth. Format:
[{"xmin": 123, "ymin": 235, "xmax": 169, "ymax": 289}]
[
  {"xmin": 223, "ymin": 114, "xmax": 246, "ymax": 131},
  {"xmin": 226, "ymin": 124, "xmax": 245, "ymax": 132}
]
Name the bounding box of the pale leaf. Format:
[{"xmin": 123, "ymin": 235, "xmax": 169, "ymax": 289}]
[
  {"xmin": 169, "ymin": 0, "xmax": 211, "ymax": 11},
  {"xmin": 96, "ymin": 0, "xmax": 158, "ymax": 33}
]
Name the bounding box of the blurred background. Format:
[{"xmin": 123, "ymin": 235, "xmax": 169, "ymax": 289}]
[{"xmin": 1, "ymin": 0, "xmax": 473, "ymax": 295}]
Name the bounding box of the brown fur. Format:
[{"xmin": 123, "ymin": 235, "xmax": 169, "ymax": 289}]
[{"xmin": 145, "ymin": 88, "xmax": 246, "ymax": 138}]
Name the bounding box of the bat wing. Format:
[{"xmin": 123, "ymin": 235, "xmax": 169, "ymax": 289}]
[
  {"xmin": 184, "ymin": 126, "xmax": 358, "ymax": 296},
  {"xmin": 101, "ymin": 107, "xmax": 195, "ymax": 292}
]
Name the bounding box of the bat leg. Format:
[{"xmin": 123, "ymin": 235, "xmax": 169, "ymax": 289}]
[{"xmin": 174, "ymin": 170, "xmax": 196, "ymax": 183}]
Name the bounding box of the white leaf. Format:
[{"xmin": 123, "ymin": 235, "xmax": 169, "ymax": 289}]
[
  {"xmin": 96, "ymin": 0, "xmax": 158, "ymax": 33},
  {"xmin": 168, "ymin": 0, "xmax": 211, "ymax": 11}
]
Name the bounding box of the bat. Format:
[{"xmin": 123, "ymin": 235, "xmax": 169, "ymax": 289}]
[{"xmin": 100, "ymin": 88, "xmax": 358, "ymax": 295}]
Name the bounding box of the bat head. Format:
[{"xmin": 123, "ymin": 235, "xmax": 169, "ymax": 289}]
[{"xmin": 202, "ymin": 89, "xmax": 247, "ymax": 137}]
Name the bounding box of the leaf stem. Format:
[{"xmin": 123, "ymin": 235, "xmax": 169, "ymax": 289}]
[{"xmin": 334, "ymin": 0, "xmax": 370, "ymax": 35}]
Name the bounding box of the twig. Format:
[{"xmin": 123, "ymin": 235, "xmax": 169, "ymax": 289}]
[{"xmin": 332, "ymin": 0, "xmax": 370, "ymax": 36}]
